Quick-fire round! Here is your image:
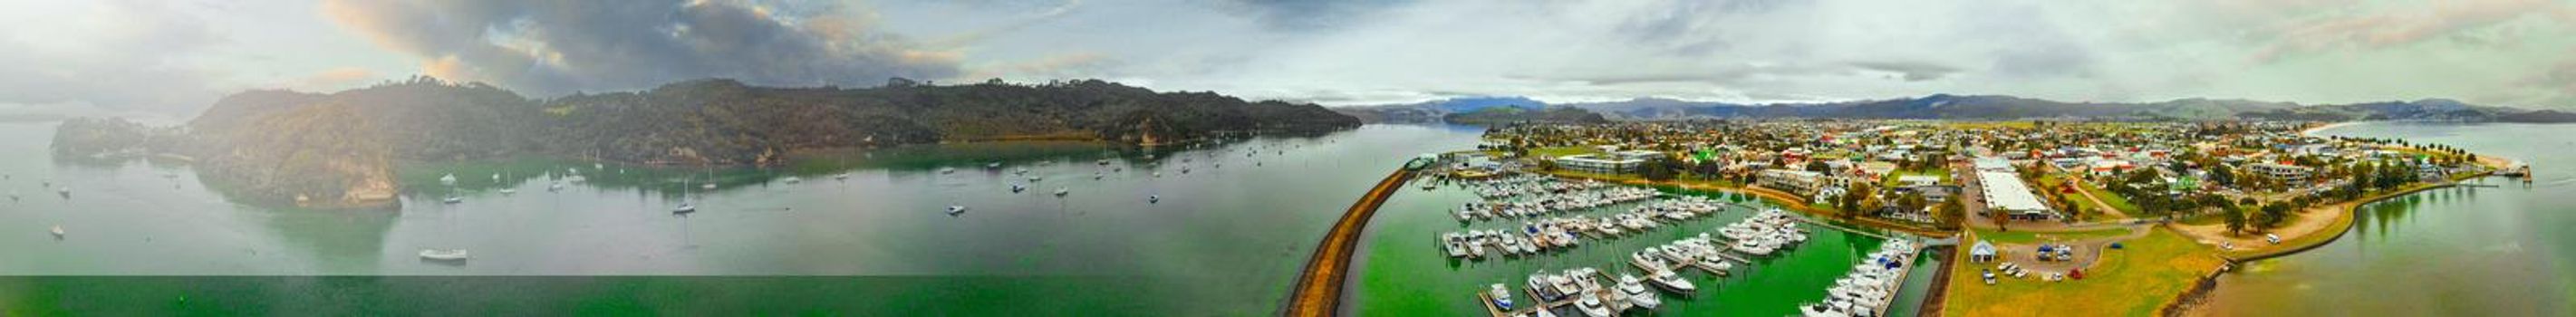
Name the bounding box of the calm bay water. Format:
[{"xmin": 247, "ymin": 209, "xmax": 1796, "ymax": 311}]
[
  {"xmin": 2204, "ymin": 122, "xmax": 2576, "ymax": 315},
  {"xmin": 0, "ymin": 122, "xmax": 1486, "ymax": 314}
]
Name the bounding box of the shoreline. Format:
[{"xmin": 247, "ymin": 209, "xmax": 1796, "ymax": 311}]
[{"xmin": 2156, "ymin": 120, "xmax": 2515, "ymax": 314}]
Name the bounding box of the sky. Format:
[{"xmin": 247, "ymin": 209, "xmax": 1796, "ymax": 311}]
[{"xmin": 5, "ymin": 0, "xmax": 2575, "ymax": 117}]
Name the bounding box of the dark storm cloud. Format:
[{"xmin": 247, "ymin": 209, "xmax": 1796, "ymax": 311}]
[{"xmin": 323, "ymin": 0, "xmax": 960, "ymax": 95}]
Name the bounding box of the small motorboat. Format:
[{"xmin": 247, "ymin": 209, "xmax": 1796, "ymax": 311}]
[
  {"xmin": 941, "ymin": 167, "xmax": 958, "ymax": 174},
  {"xmin": 700, "ymin": 183, "xmax": 717, "ymax": 190},
  {"xmin": 441, "ymin": 197, "xmax": 463, "ymax": 204},
  {"xmin": 1054, "ymin": 187, "xmax": 1070, "ymax": 197},
  {"xmin": 834, "ymin": 173, "xmax": 850, "ymax": 180},
  {"xmin": 671, "ymin": 203, "xmax": 698, "ymax": 214},
  {"xmin": 1010, "ymin": 184, "xmax": 1028, "ymax": 193},
  {"xmin": 782, "ymin": 177, "xmax": 802, "ymax": 184},
  {"xmin": 945, "ymin": 206, "xmax": 968, "ymax": 216},
  {"xmin": 49, "ymin": 225, "xmax": 63, "ymax": 239},
  {"xmin": 498, "ymin": 188, "xmax": 516, "ymax": 194},
  {"xmin": 439, "ymin": 173, "xmax": 458, "ymax": 185},
  {"xmin": 1148, "ymin": 195, "xmax": 1161, "ymax": 204},
  {"xmin": 419, "ymin": 248, "xmax": 470, "ymax": 262},
  {"xmin": 547, "ymin": 182, "xmax": 565, "ymax": 191}
]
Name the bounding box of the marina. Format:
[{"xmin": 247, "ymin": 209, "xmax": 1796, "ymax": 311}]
[{"xmin": 1364, "ymin": 169, "xmax": 1941, "ymax": 316}]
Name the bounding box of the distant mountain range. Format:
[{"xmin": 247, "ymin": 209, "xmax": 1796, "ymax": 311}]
[{"xmin": 1336, "ymin": 94, "xmax": 2576, "ymax": 123}]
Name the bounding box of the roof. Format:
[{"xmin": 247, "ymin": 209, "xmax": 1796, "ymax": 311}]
[{"xmin": 1976, "ymin": 171, "xmax": 2052, "ymax": 214}]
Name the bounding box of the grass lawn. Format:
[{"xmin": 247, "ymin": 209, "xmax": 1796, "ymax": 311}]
[
  {"xmin": 2079, "ymin": 182, "xmax": 2141, "ymax": 216},
  {"xmin": 1881, "ymin": 168, "xmax": 1954, "ymax": 187},
  {"xmin": 1972, "ymin": 227, "xmax": 2134, "ymax": 245},
  {"xmin": 1530, "ymin": 146, "xmax": 1597, "ymax": 158},
  {"xmin": 1543, "ymin": 169, "xmax": 1643, "ymax": 183},
  {"xmin": 1944, "ymin": 228, "xmax": 2226, "ymax": 317}
]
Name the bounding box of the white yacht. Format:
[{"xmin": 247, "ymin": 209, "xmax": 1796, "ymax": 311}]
[
  {"xmin": 1489, "ymin": 283, "xmax": 1516, "ymax": 311},
  {"xmin": 1574, "ymin": 293, "xmax": 1614, "ymax": 317},
  {"xmin": 419, "ymin": 248, "xmax": 469, "ymax": 262},
  {"xmin": 1617, "ymin": 274, "xmax": 1661, "ymax": 310},
  {"xmin": 1645, "ymin": 269, "xmax": 1697, "ymax": 294}
]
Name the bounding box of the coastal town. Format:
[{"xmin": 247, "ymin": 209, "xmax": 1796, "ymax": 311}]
[{"xmin": 1340, "ymin": 120, "xmax": 2523, "ymax": 316}]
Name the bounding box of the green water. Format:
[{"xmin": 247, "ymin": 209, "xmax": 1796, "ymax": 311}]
[
  {"xmin": 1351, "ymin": 182, "xmax": 1939, "ymax": 316},
  {"xmin": 0, "ymin": 122, "xmax": 1491, "ymax": 314},
  {"xmin": 2204, "ymin": 122, "xmax": 2576, "ymax": 315}
]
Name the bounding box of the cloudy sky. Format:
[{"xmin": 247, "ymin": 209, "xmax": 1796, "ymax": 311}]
[{"xmin": 6, "ymin": 0, "xmax": 2575, "ymax": 116}]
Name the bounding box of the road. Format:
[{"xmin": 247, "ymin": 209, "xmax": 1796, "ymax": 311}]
[{"xmin": 1282, "ymin": 168, "xmax": 1413, "ymax": 316}]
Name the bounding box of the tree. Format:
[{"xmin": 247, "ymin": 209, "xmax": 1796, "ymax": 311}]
[
  {"xmin": 1640, "ymin": 158, "xmax": 1677, "ymax": 181},
  {"xmin": 2223, "ymin": 205, "xmax": 2248, "ymax": 235}
]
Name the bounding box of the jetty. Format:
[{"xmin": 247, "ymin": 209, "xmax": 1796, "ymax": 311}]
[{"xmin": 1283, "ymin": 168, "xmax": 1415, "ymax": 316}]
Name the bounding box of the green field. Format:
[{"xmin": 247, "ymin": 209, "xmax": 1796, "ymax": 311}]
[{"xmin": 1943, "ymin": 228, "xmax": 2224, "ymax": 316}]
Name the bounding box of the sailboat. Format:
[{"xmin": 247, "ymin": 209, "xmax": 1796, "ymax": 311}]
[{"xmin": 671, "ymin": 202, "xmax": 698, "ymax": 214}]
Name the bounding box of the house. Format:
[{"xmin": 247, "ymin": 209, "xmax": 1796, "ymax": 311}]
[
  {"xmin": 2245, "ymin": 163, "xmax": 2314, "ymax": 184},
  {"xmin": 1896, "ymin": 175, "xmax": 1943, "ymax": 187},
  {"xmin": 1759, "ymin": 168, "xmax": 1826, "ymax": 196}
]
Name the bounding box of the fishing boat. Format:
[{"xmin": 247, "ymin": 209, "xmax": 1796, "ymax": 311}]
[
  {"xmin": 945, "ymin": 206, "xmax": 968, "ymax": 216},
  {"xmin": 671, "ymin": 203, "xmax": 697, "ymax": 214},
  {"xmin": 419, "ymin": 248, "xmax": 470, "ymax": 262}
]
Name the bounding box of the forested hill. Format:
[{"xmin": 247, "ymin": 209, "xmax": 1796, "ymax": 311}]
[
  {"xmin": 52, "ymin": 77, "xmax": 1358, "ymax": 208},
  {"xmin": 165, "ymin": 77, "xmax": 1359, "ymax": 165}
]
